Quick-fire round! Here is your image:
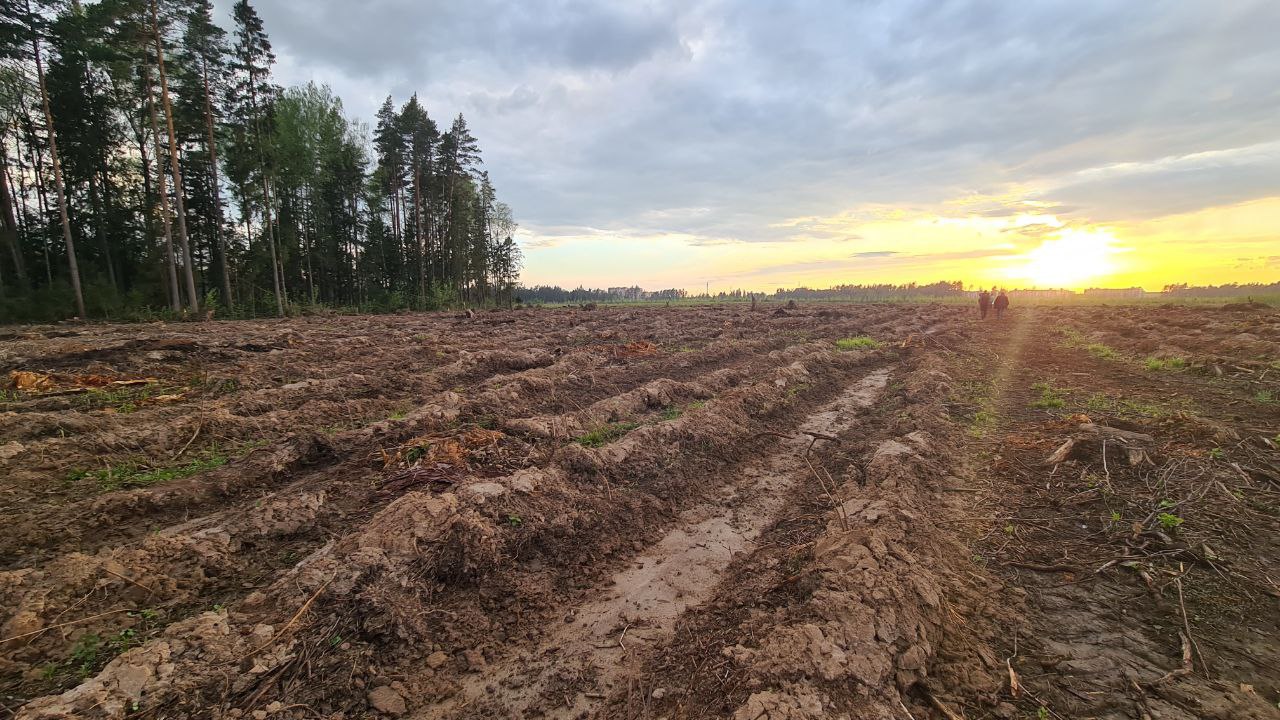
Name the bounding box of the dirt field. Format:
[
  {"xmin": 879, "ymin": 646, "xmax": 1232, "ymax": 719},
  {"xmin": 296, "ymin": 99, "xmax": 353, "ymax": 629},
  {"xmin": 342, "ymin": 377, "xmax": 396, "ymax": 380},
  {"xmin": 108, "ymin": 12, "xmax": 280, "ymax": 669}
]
[{"xmin": 1, "ymin": 303, "xmax": 1277, "ymax": 719}]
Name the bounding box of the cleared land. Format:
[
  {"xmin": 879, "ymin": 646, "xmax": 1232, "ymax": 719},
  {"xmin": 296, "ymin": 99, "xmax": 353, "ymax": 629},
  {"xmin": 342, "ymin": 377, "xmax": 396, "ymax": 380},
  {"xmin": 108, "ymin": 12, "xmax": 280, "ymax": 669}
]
[{"xmin": 0, "ymin": 303, "xmax": 1277, "ymax": 719}]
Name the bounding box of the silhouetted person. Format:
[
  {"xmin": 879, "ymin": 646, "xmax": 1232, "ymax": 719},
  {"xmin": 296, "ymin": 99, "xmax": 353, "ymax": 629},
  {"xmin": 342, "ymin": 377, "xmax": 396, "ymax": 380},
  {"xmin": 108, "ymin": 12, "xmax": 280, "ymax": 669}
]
[
  {"xmin": 994, "ymin": 290, "xmax": 1009, "ymax": 319},
  {"xmin": 977, "ymin": 290, "xmax": 991, "ymax": 319}
]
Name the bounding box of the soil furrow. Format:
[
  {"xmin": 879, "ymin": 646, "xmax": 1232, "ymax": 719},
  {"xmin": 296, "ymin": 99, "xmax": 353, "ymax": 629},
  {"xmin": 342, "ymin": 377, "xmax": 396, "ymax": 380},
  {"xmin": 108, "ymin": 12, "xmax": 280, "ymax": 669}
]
[{"xmin": 419, "ymin": 368, "xmax": 893, "ymax": 719}]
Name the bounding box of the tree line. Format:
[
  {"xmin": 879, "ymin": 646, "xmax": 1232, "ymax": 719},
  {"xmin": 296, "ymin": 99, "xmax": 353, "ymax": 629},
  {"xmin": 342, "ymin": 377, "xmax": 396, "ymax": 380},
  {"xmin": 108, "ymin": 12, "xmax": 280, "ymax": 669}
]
[{"xmin": 0, "ymin": 0, "xmax": 520, "ymax": 323}]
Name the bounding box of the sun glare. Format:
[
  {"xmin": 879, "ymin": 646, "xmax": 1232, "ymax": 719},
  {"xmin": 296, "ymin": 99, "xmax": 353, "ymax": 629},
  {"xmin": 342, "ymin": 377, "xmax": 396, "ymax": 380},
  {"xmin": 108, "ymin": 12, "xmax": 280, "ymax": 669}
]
[{"xmin": 1013, "ymin": 229, "xmax": 1120, "ymax": 288}]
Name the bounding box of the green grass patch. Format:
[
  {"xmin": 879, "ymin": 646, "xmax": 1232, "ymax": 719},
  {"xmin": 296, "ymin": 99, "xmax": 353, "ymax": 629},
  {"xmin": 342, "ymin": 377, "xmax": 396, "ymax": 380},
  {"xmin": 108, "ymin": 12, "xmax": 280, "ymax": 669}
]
[
  {"xmin": 660, "ymin": 406, "xmax": 683, "ymax": 421},
  {"xmin": 835, "ymin": 336, "xmax": 880, "ymax": 351},
  {"xmin": 1085, "ymin": 343, "xmax": 1120, "ymax": 361},
  {"xmin": 576, "ymin": 421, "xmax": 641, "ymax": 448},
  {"xmin": 1255, "ymin": 389, "xmax": 1276, "ymax": 404},
  {"xmin": 1030, "ymin": 382, "xmax": 1066, "ymax": 409},
  {"xmin": 1144, "ymin": 357, "xmax": 1187, "ymax": 371},
  {"xmin": 76, "ymin": 384, "xmax": 174, "ymax": 413},
  {"xmin": 68, "ymin": 453, "xmax": 229, "ymax": 491},
  {"xmin": 1060, "ymin": 328, "xmax": 1122, "ymax": 362},
  {"xmin": 1084, "ymin": 393, "xmax": 1179, "ymax": 419}
]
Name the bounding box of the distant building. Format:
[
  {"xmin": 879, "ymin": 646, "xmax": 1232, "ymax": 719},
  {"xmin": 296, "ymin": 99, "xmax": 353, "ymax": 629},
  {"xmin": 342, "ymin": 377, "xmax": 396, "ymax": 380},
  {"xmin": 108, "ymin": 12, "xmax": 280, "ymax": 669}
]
[
  {"xmin": 1010, "ymin": 289, "xmax": 1075, "ymax": 300},
  {"xmin": 1085, "ymin": 285, "xmax": 1146, "ymax": 297}
]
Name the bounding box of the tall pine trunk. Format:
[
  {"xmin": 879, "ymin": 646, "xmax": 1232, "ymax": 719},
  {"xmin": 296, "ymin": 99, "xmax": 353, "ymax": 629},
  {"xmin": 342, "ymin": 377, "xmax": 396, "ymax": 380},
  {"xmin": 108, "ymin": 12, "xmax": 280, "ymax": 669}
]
[
  {"xmin": 144, "ymin": 65, "xmax": 182, "ymax": 312},
  {"xmin": 0, "ymin": 142, "xmax": 27, "ymax": 288},
  {"xmin": 88, "ymin": 172, "xmax": 117, "ymax": 292},
  {"xmin": 414, "ymin": 160, "xmax": 425, "ymax": 303},
  {"xmin": 262, "ymin": 174, "xmax": 284, "ymax": 315},
  {"xmin": 29, "ymin": 0, "xmax": 85, "ymax": 317},
  {"xmin": 200, "ymin": 60, "xmax": 233, "ymax": 307},
  {"xmin": 152, "ymin": 0, "xmax": 199, "ymax": 314}
]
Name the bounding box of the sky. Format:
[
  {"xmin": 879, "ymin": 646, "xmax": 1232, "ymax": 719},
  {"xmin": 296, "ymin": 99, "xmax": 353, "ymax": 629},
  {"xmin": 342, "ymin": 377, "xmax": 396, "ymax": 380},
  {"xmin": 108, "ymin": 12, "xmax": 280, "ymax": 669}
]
[{"xmin": 215, "ymin": 0, "xmax": 1280, "ymax": 292}]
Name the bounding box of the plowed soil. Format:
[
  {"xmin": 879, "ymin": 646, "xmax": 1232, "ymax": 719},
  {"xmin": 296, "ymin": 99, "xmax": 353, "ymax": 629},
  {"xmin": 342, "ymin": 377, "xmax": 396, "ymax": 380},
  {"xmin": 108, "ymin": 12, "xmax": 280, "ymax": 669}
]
[{"xmin": 1, "ymin": 303, "xmax": 1276, "ymax": 720}]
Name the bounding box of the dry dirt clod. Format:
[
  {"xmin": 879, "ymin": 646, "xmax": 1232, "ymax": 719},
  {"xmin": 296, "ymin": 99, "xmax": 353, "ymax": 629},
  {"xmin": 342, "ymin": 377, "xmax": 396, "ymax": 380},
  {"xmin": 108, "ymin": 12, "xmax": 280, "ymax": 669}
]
[
  {"xmin": 463, "ymin": 648, "xmax": 487, "ymax": 671},
  {"xmin": 368, "ymin": 685, "xmax": 408, "ymax": 716}
]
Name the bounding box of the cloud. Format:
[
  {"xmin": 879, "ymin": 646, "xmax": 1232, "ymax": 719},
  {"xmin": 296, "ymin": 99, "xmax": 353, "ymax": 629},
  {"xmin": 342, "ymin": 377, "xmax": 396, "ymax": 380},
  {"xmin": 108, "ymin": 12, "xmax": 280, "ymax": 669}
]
[
  {"xmin": 851, "ymin": 251, "xmax": 900, "ymax": 258},
  {"xmin": 215, "ymin": 0, "xmax": 1280, "ymax": 285}
]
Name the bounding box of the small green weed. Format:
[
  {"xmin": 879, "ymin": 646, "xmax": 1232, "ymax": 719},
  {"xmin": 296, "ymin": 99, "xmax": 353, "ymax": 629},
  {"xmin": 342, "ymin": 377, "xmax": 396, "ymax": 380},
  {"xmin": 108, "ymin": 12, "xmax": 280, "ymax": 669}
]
[
  {"xmin": 235, "ymin": 439, "xmax": 269, "ymax": 454},
  {"xmin": 1144, "ymin": 357, "xmax": 1186, "ymax": 371},
  {"xmin": 68, "ymin": 453, "xmax": 229, "ymax": 491},
  {"xmin": 835, "ymin": 336, "xmax": 880, "ymax": 351},
  {"xmin": 1157, "ymin": 512, "xmax": 1184, "ymax": 530},
  {"xmin": 506, "ymin": 514, "xmax": 523, "ymax": 528},
  {"xmin": 70, "ymin": 634, "xmax": 102, "ymax": 677},
  {"xmin": 1030, "ymin": 382, "xmax": 1066, "ymax": 409},
  {"xmin": 1086, "ymin": 343, "xmax": 1119, "ymax": 361},
  {"xmin": 1208, "ymin": 447, "xmax": 1224, "ymax": 460},
  {"xmin": 660, "ymin": 406, "xmax": 682, "ymax": 421},
  {"xmin": 1255, "ymin": 390, "xmax": 1276, "ymax": 404},
  {"xmin": 785, "ymin": 382, "xmax": 811, "ymax": 398},
  {"xmin": 576, "ymin": 422, "xmax": 640, "ymax": 448},
  {"xmin": 388, "ymin": 409, "xmax": 408, "ymax": 420}
]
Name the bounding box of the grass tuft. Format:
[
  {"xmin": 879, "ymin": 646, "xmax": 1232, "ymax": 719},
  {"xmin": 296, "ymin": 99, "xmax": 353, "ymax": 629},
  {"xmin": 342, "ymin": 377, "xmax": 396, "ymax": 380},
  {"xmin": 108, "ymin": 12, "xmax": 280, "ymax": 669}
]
[
  {"xmin": 576, "ymin": 422, "xmax": 640, "ymax": 448},
  {"xmin": 1144, "ymin": 357, "xmax": 1187, "ymax": 371},
  {"xmin": 835, "ymin": 336, "xmax": 880, "ymax": 351},
  {"xmin": 1030, "ymin": 381, "xmax": 1066, "ymax": 409},
  {"xmin": 68, "ymin": 453, "xmax": 229, "ymax": 491}
]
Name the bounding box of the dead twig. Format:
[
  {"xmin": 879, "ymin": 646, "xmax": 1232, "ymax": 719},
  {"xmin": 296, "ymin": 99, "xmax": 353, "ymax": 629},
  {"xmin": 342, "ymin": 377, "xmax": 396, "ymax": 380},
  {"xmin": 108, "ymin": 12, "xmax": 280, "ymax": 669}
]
[
  {"xmin": 924, "ymin": 691, "xmax": 966, "ymax": 720},
  {"xmin": 1155, "ymin": 631, "xmax": 1193, "ymax": 683},
  {"xmin": 173, "ymin": 421, "xmax": 203, "ymax": 460},
  {"xmin": 0, "ymin": 608, "xmax": 136, "ymax": 645},
  {"xmin": 1006, "ymin": 632, "xmax": 1021, "ymax": 698},
  {"xmin": 235, "ymin": 577, "xmax": 333, "ymax": 664},
  {"xmin": 102, "ymin": 567, "xmax": 156, "ymax": 599},
  {"xmin": 1174, "ymin": 563, "xmax": 1209, "ymax": 676}
]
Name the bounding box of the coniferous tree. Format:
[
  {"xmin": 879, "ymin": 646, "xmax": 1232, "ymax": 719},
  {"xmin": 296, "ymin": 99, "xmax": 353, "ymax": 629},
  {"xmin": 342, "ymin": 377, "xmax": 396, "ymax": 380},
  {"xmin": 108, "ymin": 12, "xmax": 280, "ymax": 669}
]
[
  {"xmin": 178, "ymin": 0, "xmax": 231, "ymax": 305},
  {"xmin": 227, "ymin": 0, "xmax": 281, "ymax": 315},
  {"xmin": 0, "ymin": 0, "xmax": 517, "ymax": 322},
  {"xmin": 27, "ymin": 0, "xmax": 84, "ymax": 316}
]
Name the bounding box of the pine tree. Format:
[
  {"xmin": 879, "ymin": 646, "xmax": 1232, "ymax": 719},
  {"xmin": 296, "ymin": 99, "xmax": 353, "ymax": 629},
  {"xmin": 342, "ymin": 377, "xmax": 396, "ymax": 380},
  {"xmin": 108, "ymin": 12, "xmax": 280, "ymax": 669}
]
[
  {"xmin": 179, "ymin": 0, "xmax": 231, "ymax": 306},
  {"xmin": 26, "ymin": 0, "xmax": 84, "ymax": 316},
  {"xmin": 227, "ymin": 0, "xmax": 281, "ymax": 314}
]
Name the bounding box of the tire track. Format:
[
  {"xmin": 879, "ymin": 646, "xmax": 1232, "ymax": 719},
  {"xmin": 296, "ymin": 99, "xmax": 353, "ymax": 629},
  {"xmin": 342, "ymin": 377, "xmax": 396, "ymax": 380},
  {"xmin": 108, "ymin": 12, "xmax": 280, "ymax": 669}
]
[{"xmin": 417, "ymin": 367, "xmax": 892, "ymax": 719}]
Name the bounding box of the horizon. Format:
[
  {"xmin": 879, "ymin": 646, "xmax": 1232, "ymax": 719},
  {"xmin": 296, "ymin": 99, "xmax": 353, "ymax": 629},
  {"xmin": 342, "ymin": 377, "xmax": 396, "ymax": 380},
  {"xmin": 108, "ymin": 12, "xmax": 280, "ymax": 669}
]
[
  {"xmin": 516, "ymin": 279, "xmax": 1280, "ymax": 296},
  {"xmin": 228, "ymin": 1, "xmax": 1280, "ymax": 293}
]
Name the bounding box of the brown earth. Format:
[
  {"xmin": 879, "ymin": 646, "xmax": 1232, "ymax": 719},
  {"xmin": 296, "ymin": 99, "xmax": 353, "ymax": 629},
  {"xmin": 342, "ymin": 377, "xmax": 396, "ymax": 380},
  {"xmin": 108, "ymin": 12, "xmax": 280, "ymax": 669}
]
[{"xmin": 0, "ymin": 302, "xmax": 1276, "ymax": 719}]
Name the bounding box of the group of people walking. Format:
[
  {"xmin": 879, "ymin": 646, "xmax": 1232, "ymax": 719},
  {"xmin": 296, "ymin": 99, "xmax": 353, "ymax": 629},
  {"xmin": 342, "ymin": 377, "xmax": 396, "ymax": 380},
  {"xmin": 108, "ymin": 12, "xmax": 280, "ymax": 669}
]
[{"xmin": 977, "ymin": 288, "xmax": 1009, "ymax": 319}]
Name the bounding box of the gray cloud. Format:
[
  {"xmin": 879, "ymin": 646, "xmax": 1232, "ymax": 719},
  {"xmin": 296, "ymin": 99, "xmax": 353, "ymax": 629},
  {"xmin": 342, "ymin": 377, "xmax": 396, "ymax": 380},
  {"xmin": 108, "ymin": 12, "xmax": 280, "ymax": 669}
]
[{"xmin": 218, "ymin": 0, "xmax": 1280, "ymax": 247}]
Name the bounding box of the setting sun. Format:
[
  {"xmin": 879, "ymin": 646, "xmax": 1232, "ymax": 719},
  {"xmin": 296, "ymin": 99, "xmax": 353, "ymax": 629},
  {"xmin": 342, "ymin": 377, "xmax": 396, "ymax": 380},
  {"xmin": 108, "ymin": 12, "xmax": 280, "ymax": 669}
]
[{"xmin": 1008, "ymin": 229, "xmax": 1122, "ymax": 288}]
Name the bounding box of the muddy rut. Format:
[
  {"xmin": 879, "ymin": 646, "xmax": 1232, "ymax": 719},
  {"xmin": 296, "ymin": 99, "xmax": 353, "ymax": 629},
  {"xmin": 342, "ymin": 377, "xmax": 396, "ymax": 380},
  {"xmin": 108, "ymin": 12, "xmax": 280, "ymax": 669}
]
[{"xmin": 419, "ymin": 368, "xmax": 892, "ymax": 719}]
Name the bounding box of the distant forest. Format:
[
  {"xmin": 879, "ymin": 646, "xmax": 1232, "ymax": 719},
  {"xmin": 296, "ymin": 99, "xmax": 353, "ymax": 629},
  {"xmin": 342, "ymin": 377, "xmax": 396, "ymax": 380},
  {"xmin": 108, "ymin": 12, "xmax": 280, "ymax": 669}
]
[
  {"xmin": 517, "ymin": 281, "xmax": 1280, "ymax": 304},
  {"xmin": 0, "ymin": 0, "xmax": 520, "ymax": 323}
]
